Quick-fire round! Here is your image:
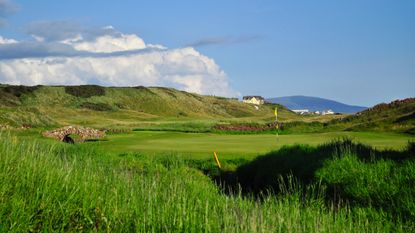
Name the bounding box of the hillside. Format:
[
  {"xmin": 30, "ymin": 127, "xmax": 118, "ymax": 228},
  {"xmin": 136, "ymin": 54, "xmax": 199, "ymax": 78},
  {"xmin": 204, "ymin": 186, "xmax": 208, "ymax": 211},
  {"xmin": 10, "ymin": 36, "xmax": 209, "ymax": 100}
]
[
  {"xmin": 267, "ymin": 95, "xmax": 367, "ymax": 113},
  {"xmin": 279, "ymin": 98, "xmax": 415, "ymax": 134},
  {"xmin": 334, "ymin": 98, "xmax": 415, "ymax": 134},
  {"xmin": 0, "ymin": 84, "xmax": 299, "ymax": 129}
]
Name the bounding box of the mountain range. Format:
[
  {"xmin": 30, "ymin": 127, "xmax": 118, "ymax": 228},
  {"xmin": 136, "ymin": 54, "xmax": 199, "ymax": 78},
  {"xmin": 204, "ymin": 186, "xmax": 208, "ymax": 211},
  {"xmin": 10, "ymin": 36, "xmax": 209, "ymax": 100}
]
[{"xmin": 267, "ymin": 95, "xmax": 367, "ymax": 113}]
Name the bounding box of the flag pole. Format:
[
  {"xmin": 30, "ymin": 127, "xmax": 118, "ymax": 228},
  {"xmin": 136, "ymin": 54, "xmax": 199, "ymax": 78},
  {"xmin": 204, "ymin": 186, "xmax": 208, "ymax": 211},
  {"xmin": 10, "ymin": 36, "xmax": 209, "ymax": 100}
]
[{"xmin": 275, "ymin": 107, "xmax": 279, "ymax": 141}]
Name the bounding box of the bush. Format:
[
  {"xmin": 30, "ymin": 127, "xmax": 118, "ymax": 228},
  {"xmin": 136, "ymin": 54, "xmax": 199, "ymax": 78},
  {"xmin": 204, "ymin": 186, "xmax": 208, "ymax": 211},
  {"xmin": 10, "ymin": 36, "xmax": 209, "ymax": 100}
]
[{"xmin": 65, "ymin": 85, "xmax": 106, "ymax": 98}]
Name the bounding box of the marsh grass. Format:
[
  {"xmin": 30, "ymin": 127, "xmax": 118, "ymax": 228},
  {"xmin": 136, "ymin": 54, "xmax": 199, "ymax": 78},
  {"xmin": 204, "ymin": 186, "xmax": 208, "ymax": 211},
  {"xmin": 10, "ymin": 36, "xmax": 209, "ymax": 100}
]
[{"xmin": 0, "ymin": 134, "xmax": 414, "ymax": 232}]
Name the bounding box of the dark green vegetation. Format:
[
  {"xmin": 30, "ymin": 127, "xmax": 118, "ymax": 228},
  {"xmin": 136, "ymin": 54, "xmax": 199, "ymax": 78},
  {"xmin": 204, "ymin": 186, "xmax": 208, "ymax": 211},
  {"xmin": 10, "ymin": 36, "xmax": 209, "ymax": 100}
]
[
  {"xmin": 0, "ymin": 84, "xmax": 40, "ymax": 106},
  {"xmin": 65, "ymin": 85, "xmax": 106, "ymax": 98},
  {"xmin": 1, "ymin": 134, "xmax": 414, "ymax": 232}
]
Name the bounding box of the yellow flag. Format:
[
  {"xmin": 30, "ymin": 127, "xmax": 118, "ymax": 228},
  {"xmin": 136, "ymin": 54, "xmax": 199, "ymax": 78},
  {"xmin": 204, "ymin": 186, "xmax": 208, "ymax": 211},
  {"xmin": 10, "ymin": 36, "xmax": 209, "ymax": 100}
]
[{"xmin": 274, "ymin": 107, "xmax": 278, "ymax": 117}]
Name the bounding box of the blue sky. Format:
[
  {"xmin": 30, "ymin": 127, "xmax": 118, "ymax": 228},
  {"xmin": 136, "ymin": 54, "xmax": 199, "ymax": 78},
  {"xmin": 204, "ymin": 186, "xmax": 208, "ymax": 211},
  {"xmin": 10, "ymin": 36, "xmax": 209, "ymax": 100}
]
[{"xmin": 0, "ymin": 0, "xmax": 414, "ymax": 106}]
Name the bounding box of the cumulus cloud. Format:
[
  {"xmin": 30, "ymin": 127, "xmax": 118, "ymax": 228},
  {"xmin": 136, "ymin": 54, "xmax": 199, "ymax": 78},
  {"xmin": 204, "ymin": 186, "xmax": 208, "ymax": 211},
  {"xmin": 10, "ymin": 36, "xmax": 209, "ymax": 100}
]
[{"xmin": 0, "ymin": 22, "xmax": 237, "ymax": 97}]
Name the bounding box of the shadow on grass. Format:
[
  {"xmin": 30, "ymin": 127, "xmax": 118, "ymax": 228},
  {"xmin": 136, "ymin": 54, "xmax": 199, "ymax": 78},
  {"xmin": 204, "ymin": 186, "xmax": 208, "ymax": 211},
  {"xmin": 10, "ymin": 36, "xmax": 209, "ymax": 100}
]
[{"xmin": 215, "ymin": 138, "xmax": 414, "ymax": 195}]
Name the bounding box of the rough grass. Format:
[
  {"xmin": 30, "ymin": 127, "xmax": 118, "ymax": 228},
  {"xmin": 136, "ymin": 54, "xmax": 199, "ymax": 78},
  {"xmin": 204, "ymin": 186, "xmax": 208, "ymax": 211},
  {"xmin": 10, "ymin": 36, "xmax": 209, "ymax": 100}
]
[
  {"xmin": 0, "ymin": 107, "xmax": 57, "ymax": 128},
  {"xmin": 1, "ymin": 134, "xmax": 413, "ymax": 232}
]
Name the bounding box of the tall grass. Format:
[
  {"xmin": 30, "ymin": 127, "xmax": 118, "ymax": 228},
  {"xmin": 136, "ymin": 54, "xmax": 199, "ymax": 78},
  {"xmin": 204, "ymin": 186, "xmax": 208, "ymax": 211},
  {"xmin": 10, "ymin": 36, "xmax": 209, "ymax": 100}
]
[{"xmin": 0, "ymin": 134, "xmax": 412, "ymax": 232}]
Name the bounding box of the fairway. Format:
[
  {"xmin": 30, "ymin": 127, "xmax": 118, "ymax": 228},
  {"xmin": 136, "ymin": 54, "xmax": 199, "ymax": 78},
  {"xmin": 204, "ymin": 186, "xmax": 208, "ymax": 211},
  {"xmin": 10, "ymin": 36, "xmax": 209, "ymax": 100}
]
[{"xmin": 94, "ymin": 131, "xmax": 414, "ymax": 159}]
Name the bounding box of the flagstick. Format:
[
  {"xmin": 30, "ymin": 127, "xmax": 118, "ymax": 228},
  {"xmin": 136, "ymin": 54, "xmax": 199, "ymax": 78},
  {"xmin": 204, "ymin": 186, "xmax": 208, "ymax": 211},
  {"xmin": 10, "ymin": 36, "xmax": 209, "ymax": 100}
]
[{"xmin": 275, "ymin": 107, "xmax": 279, "ymax": 142}]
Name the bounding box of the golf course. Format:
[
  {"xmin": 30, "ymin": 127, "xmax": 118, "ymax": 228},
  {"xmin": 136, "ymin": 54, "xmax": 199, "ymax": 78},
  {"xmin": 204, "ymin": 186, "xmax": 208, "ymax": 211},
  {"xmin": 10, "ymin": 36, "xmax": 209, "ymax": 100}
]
[
  {"xmin": 2, "ymin": 1, "xmax": 415, "ymax": 231},
  {"xmin": 1, "ymin": 85, "xmax": 414, "ymax": 232}
]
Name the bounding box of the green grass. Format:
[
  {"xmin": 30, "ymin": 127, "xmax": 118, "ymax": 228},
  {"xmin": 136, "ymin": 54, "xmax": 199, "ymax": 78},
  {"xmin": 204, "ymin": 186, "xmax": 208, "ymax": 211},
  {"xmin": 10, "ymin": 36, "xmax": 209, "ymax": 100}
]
[
  {"xmin": 93, "ymin": 131, "xmax": 414, "ymax": 159},
  {"xmin": 1, "ymin": 133, "xmax": 414, "ymax": 232}
]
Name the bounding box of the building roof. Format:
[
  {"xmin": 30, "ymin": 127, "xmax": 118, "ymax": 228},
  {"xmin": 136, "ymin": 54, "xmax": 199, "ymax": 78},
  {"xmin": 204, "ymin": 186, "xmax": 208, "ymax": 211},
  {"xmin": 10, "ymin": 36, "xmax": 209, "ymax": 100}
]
[{"xmin": 243, "ymin": 96, "xmax": 264, "ymax": 100}]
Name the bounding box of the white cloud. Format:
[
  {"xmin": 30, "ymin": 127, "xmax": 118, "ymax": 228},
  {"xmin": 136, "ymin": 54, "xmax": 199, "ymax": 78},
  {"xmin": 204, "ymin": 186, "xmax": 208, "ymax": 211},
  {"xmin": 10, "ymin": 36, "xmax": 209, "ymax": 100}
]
[
  {"xmin": 69, "ymin": 34, "xmax": 146, "ymax": 53},
  {"xmin": 0, "ymin": 35, "xmax": 17, "ymax": 44},
  {"xmin": 0, "ymin": 26, "xmax": 238, "ymax": 97}
]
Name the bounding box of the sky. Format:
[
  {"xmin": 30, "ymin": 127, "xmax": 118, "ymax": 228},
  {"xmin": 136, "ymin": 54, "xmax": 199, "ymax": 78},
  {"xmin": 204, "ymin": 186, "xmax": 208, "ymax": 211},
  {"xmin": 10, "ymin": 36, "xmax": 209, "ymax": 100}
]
[{"xmin": 0, "ymin": 0, "xmax": 414, "ymax": 106}]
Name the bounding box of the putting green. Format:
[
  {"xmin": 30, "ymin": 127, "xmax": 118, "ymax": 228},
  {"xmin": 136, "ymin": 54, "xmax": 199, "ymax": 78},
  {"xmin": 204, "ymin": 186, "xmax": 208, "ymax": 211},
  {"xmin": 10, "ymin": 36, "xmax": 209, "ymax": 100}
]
[{"xmin": 93, "ymin": 131, "xmax": 414, "ymax": 159}]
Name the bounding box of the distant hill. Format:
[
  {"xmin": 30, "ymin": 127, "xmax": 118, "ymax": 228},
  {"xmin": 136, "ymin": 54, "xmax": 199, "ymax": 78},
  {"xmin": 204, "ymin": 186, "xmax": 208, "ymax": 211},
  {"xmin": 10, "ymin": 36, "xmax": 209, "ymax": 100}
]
[{"xmin": 267, "ymin": 95, "xmax": 367, "ymax": 113}]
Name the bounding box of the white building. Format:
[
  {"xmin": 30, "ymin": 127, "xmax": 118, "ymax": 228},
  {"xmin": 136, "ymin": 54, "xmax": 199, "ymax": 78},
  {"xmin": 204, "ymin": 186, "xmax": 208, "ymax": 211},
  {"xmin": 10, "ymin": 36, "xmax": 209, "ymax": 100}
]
[
  {"xmin": 292, "ymin": 109, "xmax": 309, "ymax": 115},
  {"xmin": 242, "ymin": 96, "xmax": 265, "ymax": 105},
  {"xmin": 322, "ymin": 109, "xmax": 334, "ymax": 115}
]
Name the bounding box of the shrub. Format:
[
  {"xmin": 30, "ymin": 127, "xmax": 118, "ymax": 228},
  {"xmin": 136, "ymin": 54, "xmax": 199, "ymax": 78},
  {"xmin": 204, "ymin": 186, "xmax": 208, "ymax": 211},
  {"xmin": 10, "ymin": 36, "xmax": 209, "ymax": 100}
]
[{"xmin": 65, "ymin": 85, "xmax": 106, "ymax": 98}]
